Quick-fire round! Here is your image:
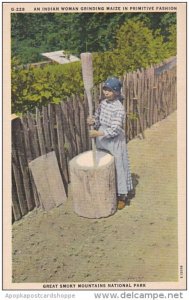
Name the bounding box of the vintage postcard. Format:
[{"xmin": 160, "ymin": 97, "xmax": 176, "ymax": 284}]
[{"xmin": 2, "ymin": 0, "xmax": 187, "ymax": 296}]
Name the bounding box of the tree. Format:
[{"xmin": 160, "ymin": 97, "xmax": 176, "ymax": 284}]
[
  {"xmin": 114, "ymin": 19, "xmax": 170, "ymax": 72},
  {"xmin": 165, "ymin": 24, "xmax": 176, "ymax": 56}
]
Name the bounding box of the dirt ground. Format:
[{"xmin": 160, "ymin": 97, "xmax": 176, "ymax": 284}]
[{"xmin": 12, "ymin": 111, "xmax": 178, "ymax": 283}]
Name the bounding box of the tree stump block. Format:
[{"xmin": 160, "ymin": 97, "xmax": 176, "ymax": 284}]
[{"xmin": 69, "ymin": 150, "xmax": 117, "ymax": 218}]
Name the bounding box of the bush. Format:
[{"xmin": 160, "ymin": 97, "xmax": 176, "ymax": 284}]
[{"xmin": 11, "ymin": 59, "xmax": 84, "ymax": 113}]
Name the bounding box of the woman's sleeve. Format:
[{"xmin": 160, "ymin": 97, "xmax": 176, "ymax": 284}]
[{"xmin": 103, "ymin": 110, "xmax": 125, "ymax": 138}]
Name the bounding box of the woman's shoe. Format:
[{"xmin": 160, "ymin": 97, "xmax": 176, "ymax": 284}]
[{"xmin": 117, "ymin": 200, "xmax": 126, "ymax": 210}]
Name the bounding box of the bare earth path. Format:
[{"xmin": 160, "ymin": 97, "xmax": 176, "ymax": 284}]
[{"xmin": 12, "ymin": 111, "xmax": 178, "ymax": 283}]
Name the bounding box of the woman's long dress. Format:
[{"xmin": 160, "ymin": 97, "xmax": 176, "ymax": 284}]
[{"xmin": 94, "ymin": 99, "xmax": 133, "ymax": 195}]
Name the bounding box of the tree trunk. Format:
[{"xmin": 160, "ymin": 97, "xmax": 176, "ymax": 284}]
[{"xmin": 69, "ymin": 150, "xmax": 117, "ymax": 218}]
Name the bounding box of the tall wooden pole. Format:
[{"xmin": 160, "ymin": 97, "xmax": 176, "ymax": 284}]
[{"xmin": 80, "ymin": 52, "xmax": 97, "ymax": 166}]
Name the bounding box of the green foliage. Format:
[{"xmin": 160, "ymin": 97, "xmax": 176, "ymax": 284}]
[
  {"xmin": 93, "ymin": 19, "xmax": 176, "ymax": 79},
  {"xmin": 127, "ymin": 113, "xmax": 138, "ymax": 121},
  {"xmin": 11, "ymin": 59, "xmax": 83, "ymax": 113},
  {"xmin": 12, "ymin": 57, "xmax": 36, "ymax": 113},
  {"xmin": 165, "ymin": 24, "xmax": 176, "ymax": 56},
  {"xmin": 12, "ymin": 18, "xmax": 177, "ymax": 114},
  {"xmin": 11, "ymin": 12, "xmax": 176, "ymax": 64},
  {"xmin": 93, "ymin": 51, "xmax": 117, "ymax": 82},
  {"xmin": 159, "ymin": 13, "xmax": 176, "ymax": 40},
  {"xmin": 114, "ymin": 20, "xmax": 169, "ymax": 72}
]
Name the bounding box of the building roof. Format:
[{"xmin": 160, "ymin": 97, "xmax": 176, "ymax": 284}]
[
  {"xmin": 41, "ymin": 50, "xmax": 80, "ymax": 64},
  {"xmin": 11, "ymin": 114, "xmax": 20, "ymax": 120}
]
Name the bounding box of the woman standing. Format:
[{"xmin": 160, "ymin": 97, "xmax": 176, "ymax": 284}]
[{"xmin": 87, "ymin": 77, "xmax": 133, "ymax": 209}]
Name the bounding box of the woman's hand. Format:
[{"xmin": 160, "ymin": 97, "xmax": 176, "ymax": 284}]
[
  {"xmin": 89, "ymin": 130, "xmax": 104, "ymax": 138},
  {"xmin": 87, "ymin": 116, "xmax": 95, "ymax": 126}
]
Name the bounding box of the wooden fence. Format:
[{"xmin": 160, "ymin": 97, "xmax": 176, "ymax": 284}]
[{"xmin": 12, "ymin": 58, "xmax": 177, "ymax": 222}]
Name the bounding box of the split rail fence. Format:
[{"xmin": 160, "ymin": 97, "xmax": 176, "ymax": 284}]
[{"xmin": 12, "ymin": 57, "xmax": 177, "ymax": 222}]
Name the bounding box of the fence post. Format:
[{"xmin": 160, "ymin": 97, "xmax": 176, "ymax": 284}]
[
  {"xmin": 55, "ymin": 103, "xmax": 69, "ymax": 190},
  {"xmin": 36, "ymin": 108, "xmax": 46, "ymax": 155}
]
